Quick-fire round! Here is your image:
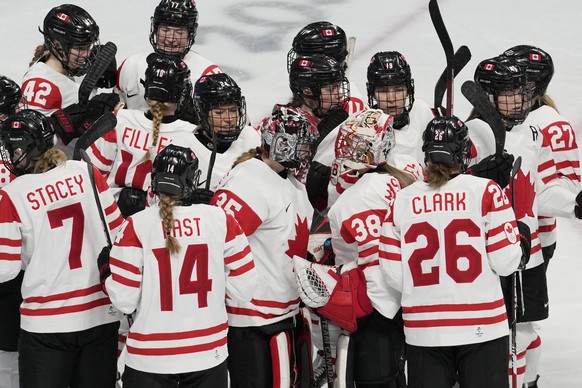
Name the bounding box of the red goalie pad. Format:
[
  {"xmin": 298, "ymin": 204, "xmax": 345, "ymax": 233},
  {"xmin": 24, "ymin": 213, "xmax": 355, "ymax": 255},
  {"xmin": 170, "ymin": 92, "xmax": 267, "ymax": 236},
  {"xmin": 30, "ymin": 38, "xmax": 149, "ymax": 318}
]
[{"xmin": 318, "ymin": 265, "xmax": 373, "ymax": 333}]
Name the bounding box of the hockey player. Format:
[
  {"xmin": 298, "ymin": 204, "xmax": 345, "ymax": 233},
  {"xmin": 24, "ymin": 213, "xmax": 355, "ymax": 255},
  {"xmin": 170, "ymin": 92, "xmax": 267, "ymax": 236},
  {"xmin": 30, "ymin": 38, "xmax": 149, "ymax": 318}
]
[
  {"xmin": 469, "ymin": 56, "xmax": 582, "ymax": 387},
  {"xmin": 211, "ymin": 105, "xmax": 316, "ymax": 387},
  {"xmin": 501, "ymin": 46, "xmax": 580, "ymax": 388},
  {"xmin": 0, "ymin": 109, "xmax": 124, "ymax": 388},
  {"xmin": 22, "ymin": 4, "xmax": 120, "ymax": 158},
  {"xmin": 325, "ymin": 109, "xmax": 418, "ymax": 387},
  {"xmin": 191, "ymin": 73, "xmax": 261, "ymax": 191},
  {"xmin": 116, "ymin": 0, "xmax": 221, "ymax": 116},
  {"xmin": 287, "ymin": 21, "xmax": 366, "ymax": 115},
  {"xmin": 0, "ymin": 75, "xmax": 27, "ymax": 388},
  {"xmin": 379, "ymin": 116, "xmax": 524, "ymax": 388},
  {"xmin": 99, "ymin": 144, "xmax": 258, "ymax": 388},
  {"xmin": 86, "ymin": 53, "xmax": 200, "ymax": 217}
]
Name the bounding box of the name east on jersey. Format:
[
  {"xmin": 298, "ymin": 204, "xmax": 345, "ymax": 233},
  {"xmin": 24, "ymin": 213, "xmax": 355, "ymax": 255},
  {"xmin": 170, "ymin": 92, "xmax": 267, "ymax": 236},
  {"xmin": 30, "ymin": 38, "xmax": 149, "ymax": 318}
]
[
  {"xmin": 411, "ymin": 192, "xmax": 467, "ymax": 215},
  {"xmin": 161, "ymin": 217, "xmax": 203, "ymax": 238},
  {"xmin": 26, "ymin": 174, "xmax": 85, "ymax": 211}
]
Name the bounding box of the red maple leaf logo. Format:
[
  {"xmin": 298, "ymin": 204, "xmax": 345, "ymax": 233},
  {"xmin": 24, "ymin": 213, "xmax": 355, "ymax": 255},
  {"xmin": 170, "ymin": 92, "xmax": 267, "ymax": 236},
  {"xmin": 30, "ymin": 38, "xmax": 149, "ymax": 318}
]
[
  {"xmin": 286, "ymin": 215, "xmax": 309, "ymax": 259},
  {"xmin": 505, "ymin": 169, "xmax": 536, "ymax": 219}
]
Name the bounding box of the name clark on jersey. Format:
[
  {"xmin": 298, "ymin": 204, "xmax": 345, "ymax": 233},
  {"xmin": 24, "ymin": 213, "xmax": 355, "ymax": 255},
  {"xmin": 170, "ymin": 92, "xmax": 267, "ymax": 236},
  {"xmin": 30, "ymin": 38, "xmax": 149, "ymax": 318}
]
[
  {"xmin": 162, "ymin": 217, "xmax": 202, "ymax": 238},
  {"xmin": 27, "ymin": 174, "xmax": 85, "ymax": 210},
  {"xmin": 411, "ymin": 192, "xmax": 466, "ymax": 214}
]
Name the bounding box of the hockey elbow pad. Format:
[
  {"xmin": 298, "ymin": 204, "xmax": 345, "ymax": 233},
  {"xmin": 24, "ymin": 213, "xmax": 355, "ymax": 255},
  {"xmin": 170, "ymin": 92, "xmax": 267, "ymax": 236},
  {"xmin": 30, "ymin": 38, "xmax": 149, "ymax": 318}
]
[{"xmin": 517, "ymin": 220, "xmax": 531, "ymax": 270}]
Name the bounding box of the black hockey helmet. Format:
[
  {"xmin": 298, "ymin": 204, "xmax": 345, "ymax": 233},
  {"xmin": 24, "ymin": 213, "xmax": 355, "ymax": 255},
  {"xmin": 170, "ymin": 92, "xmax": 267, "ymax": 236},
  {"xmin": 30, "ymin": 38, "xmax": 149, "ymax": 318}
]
[
  {"xmin": 366, "ymin": 51, "xmax": 415, "ymax": 128},
  {"xmin": 143, "ymin": 53, "xmax": 191, "ymax": 104},
  {"xmin": 193, "ymin": 73, "xmax": 247, "ymax": 145},
  {"xmin": 503, "ymin": 45, "xmax": 554, "ymax": 97},
  {"xmin": 287, "ymin": 21, "xmax": 348, "ymax": 72},
  {"xmin": 0, "ymin": 109, "xmax": 55, "ymax": 176},
  {"xmin": 151, "ymin": 144, "xmax": 201, "ymax": 201},
  {"xmin": 41, "ymin": 4, "xmax": 100, "ymax": 76},
  {"xmin": 0, "ymin": 76, "xmax": 26, "ymax": 119},
  {"xmin": 289, "ymin": 54, "xmax": 349, "ymax": 117},
  {"xmin": 474, "ymin": 56, "xmax": 531, "ymax": 126},
  {"xmin": 258, "ymin": 104, "xmax": 318, "ymax": 170},
  {"xmin": 150, "ymin": 0, "xmax": 199, "ymax": 57},
  {"xmin": 422, "ymin": 116, "xmax": 471, "ymax": 171}
]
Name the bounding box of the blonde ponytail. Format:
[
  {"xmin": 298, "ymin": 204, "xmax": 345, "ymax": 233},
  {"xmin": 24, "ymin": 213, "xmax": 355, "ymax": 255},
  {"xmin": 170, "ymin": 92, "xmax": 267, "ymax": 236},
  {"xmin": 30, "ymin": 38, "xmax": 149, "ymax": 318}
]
[
  {"xmin": 159, "ymin": 195, "xmax": 181, "ymax": 254},
  {"xmin": 424, "ymin": 163, "xmax": 454, "ymax": 189},
  {"xmin": 233, "ymin": 147, "xmax": 263, "ymax": 168},
  {"xmin": 29, "ymin": 44, "xmax": 50, "ymax": 67},
  {"xmin": 33, "ymin": 148, "xmax": 67, "ymax": 174}
]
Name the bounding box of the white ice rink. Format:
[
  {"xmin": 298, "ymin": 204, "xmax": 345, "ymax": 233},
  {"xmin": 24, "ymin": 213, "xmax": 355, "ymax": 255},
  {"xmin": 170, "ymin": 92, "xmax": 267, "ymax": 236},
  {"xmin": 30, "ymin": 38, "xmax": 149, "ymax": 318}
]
[{"xmin": 1, "ymin": 0, "xmax": 581, "ymax": 386}]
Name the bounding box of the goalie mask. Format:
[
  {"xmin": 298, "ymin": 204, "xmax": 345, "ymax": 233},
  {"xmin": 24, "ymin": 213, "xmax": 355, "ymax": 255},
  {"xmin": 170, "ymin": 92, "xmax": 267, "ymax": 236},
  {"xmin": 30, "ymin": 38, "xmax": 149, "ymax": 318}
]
[
  {"xmin": 259, "ymin": 105, "xmax": 318, "ymax": 171},
  {"xmin": 333, "ymin": 109, "xmax": 395, "ymax": 178},
  {"xmin": 0, "ymin": 109, "xmax": 55, "ymax": 176},
  {"xmin": 41, "ymin": 4, "xmax": 100, "ymax": 77},
  {"xmin": 151, "ymin": 144, "xmax": 201, "ymax": 202}
]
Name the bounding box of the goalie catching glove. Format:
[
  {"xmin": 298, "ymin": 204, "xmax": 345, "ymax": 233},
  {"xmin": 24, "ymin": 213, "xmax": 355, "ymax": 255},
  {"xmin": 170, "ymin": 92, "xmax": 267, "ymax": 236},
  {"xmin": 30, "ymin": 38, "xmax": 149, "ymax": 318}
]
[{"xmin": 294, "ymin": 255, "xmax": 372, "ymax": 332}]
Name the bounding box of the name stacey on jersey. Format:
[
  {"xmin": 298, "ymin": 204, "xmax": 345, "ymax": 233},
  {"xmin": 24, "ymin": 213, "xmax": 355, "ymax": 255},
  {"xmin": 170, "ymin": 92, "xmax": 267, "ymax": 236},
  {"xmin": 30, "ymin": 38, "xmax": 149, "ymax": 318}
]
[{"xmin": 26, "ymin": 174, "xmax": 85, "ymax": 210}]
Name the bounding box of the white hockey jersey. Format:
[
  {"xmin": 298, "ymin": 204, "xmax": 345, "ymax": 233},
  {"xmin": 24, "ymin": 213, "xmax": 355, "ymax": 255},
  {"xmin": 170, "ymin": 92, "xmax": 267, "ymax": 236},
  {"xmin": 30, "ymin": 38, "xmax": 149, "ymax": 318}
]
[
  {"xmin": 116, "ymin": 50, "xmax": 221, "ymax": 111},
  {"xmin": 379, "ymin": 174, "xmax": 522, "ymax": 347},
  {"xmin": 525, "ymin": 105, "xmax": 581, "ymax": 248},
  {"xmin": 467, "ymin": 118, "xmax": 577, "ymax": 269},
  {"xmin": 0, "ymin": 161, "xmax": 124, "ymax": 333},
  {"xmin": 21, "ymin": 62, "xmax": 80, "ymax": 115},
  {"xmin": 211, "ymin": 158, "xmax": 311, "ymax": 327},
  {"xmin": 328, "ymin": 172, "xmax": 409, "ymax": 319},
  {"xmin": 85, "ymin": 109, "xmax": 198, "ymax": 199},
  {"xmin": 105, "ymin": 204, "xmax": 257, "ymax": 374},
  {"xmin": 190, "ymin": 125, "xmax": 261, "ymax": 191}
]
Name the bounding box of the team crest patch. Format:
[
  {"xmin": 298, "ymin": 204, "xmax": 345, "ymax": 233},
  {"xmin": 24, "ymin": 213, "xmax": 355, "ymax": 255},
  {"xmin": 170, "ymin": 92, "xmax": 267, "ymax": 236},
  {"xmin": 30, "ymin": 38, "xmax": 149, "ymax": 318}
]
[{"xmin": 504, "ymin": 222, "xmax": 517, "ymax": 244}]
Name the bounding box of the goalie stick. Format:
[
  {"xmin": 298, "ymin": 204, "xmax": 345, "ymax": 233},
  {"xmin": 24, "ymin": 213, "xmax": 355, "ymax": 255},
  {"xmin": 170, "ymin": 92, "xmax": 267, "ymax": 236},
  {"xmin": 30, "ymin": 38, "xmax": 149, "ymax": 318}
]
[
  {"xmin": 461, "ymin": 80, "xmax": 506, "ymax": 158},
  {"xmin": 429, "ymin": 0, "xmax": 455, "ymax": 116},
  {"xmin": 509, "ymin": 155, "xmax": 522, "ymax": 388},
  {"xmin": 72, "ymin": 112, "xmax": 117, "ymax": 161},
  {"xmin": 78, "ymin": 42, "xmax": 117, "ymax": 106},
  {"xmin": 433, "ymin": 45, "xmax": 471, "ymax": 115}
]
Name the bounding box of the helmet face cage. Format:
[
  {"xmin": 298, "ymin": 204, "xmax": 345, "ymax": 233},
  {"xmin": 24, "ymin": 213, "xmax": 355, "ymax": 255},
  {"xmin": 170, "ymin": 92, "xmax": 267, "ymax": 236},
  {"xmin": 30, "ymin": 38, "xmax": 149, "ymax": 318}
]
[
  {"xmin": 42, "ymin": 4, "xmax": 100, "ymax": 77},
  {"xmin": 194, "ymin": 74, "xmax": 247, "ymax": 145},
  {"xmin": 289, "ymin": 55, "xmax": 350, "ymax": 118},
  {"xmin": 335, "ymin": 109, "xmax": 395, "ymax": 168},
  {"xmin": 475, "ymin": 57, "xmax": 532, "ymax": 127},
  {"xmin": 149, "ymin": 0, "xmax": 199, "ymax": 57},
  {"xmin": 151, "ymin": 144, "xmax": 201, "ymax": 200},
  {"xmin": 286, "ymin": 21, "xmax": 348, "ymax": 73},
  {"xmin": 144, "ymin": 54, "xmax": 191, "ymax": 104},
  {"xmin": 0, "ymin": 76, "xmax": 27, "ymax": 120},
  {"xmin": 0, "ymin": 110, "xmax": 54, "ymax": 176},
  {"xmin": 366, "ymin": 52, "xmax": 414, "ymax": 128},
  {"xmin": 422, "ymin": 116, "xmax": 471, "ymax": 171},
  {"xmin": 503, "ymin": 45, "xmax": 554, "ymax": 98},
  {"xmin": 260, "ymin": 105, "xmax": 318, "ymax": 170}
]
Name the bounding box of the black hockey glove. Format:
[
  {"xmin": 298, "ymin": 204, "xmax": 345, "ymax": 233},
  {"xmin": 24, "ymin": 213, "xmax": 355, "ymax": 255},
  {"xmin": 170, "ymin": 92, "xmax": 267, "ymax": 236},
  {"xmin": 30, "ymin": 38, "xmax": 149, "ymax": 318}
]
[
  {"xmin": 315, "ymin": 108, "xmax": 349, "ymax": 148},
  {"xmin": 190, "ymin": 188, "xmax": 214, "ymax": 205},
  {"xmin": 177, "ymin": 91, "xmax": 199, "ymax": 125},
  {"xmin": 306, "ymin": 161, "xmax": 331, "ymax": 210},
  {"xmin": 517, "ymin": 220, "xmax": 531, "ymax": 270},
  {"xmin": 50, "ymin": 93, "xmax": 120, "ymax": 145},
  {"xmin": 97, "ymin": 246, "xmax": 111, "ymax": 294},
  {"xmin": 467, "ymin": 152, "xmax": 515, "ymax": 188},
  {"xmin": 117, "ymin": 187, "xmax": 147, "ymax": 218},
  {"xmin": 575, "ymin": 191, "xmax": 582, "ymax": 219},
  {"xmin": 95, "ymin": 45, "xmax": 118, "ymax": 89}
]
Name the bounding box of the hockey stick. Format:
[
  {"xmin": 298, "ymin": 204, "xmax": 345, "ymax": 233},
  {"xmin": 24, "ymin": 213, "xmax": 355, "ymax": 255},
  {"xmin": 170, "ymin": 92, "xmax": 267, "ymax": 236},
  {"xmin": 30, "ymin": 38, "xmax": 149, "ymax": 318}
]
[
  {"xmin": 433, "ymin": 45, "xmax": 471, "ymax": 115},
  {"xmin": 344, "ymin": 36, "xmax": 357, "ymax": 78},
  {"xmin": 509, "ymin": 155, "xmax": 522, "ymax": 388},
  {"xmin": 78, "ymin": 42, "xmax": 117, "ymax": 106},
  {"xmin": 204, "ymin": 129, "xmax": 218, "ymax": 190},
  {"xmin": 429, "ymin": 0, "xmax": 455, "ymax": 116},
  {"xmin": 461, "ymin": 80, "xmax": 506, "ymax": 158},
  {"xmin": 72, "ymin": 112, "xmax": 117, "ymax": 161},
  {"xmin": 82, "ymin": 149, "xmax": 113, "ymax": 248}
]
